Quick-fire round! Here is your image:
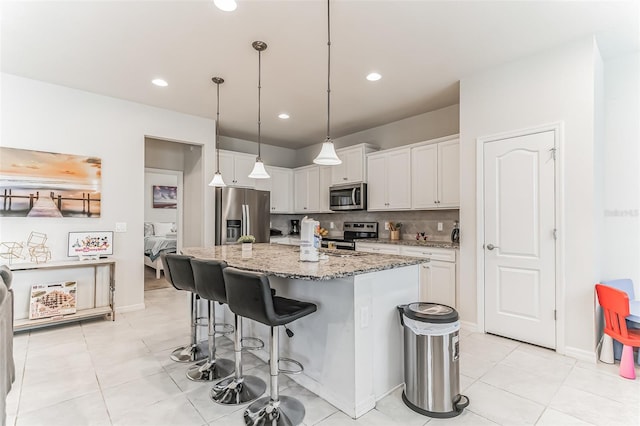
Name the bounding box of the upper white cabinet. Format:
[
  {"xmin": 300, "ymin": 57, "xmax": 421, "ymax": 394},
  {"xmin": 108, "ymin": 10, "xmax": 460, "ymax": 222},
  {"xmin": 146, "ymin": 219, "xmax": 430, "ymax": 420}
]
[
  {"xmin": 319, "ymin": 165, "xmax": 332, "ymax": 213},
  {"xmin": 331, "ymin": 144, "xmax": 378, "ymax": 185},
  {"xmin": 294, "ymin": 165, "xmax": 320, "ymax": 213},
  {"xmin": 219, "ymin": 150, "xmax": 257, "ymax": 188},
  {"xmin": 255, "ymin": 166, "xmax": 294, "ymax": 213},
  {"xmin": 411, "ymin": 138, "xmax": 459, "ymax": 209},
  {"xmin": 367, "ymin": 148, "xmax": 412, "ymax": 211}
]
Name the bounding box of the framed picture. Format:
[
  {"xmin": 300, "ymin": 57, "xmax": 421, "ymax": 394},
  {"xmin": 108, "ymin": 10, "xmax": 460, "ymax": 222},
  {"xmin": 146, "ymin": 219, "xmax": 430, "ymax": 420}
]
[
  {"xmin": 153, "ymin": 185, "xmax": 177, "ymax": 209},
  {"xmin": 0, "ymin": 147, "xmax": 101, "ymax": 218},
  {"xmin": 30, "ymin": 281, "xmax": 77, "ymax": 319},
  {"xmin": 67, "ymin": 231, "xmax": 113, "ymax": 257}
]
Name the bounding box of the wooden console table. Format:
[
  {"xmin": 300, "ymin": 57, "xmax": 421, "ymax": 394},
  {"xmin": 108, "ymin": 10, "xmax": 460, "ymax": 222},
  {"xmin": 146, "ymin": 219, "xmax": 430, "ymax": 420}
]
[{"xmin": 9, "ymin": 259, "xmax": 115, "ymax": 331}]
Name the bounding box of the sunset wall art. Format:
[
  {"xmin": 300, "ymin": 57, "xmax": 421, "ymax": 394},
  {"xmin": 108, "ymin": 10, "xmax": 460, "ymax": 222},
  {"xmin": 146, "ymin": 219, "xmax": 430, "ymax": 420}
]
[{"xmin": 0, "ymin": 147, "xmax": 102, "ymax": 218}]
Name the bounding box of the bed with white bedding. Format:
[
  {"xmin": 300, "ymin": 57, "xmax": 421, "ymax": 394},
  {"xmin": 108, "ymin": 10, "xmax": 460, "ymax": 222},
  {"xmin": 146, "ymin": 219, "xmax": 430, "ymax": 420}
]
[{"xmin": 144, "ymin": 222, "xmax": 177, "ymax": 279}]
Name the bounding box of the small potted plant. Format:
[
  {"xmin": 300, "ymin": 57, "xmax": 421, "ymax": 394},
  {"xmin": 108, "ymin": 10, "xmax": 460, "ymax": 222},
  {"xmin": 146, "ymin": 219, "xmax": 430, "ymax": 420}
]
[{"xmin": 237, "ymin": 235, "xmax": 256, "ymax": 255}]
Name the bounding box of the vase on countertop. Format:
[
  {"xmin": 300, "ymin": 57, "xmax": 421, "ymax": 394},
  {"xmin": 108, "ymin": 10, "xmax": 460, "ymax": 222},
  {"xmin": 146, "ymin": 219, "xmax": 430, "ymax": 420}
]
[
  {"xmin": 390, "ymin": 230, "xmax": 400, "ymax": 240},
  {"xmin": 242, "ymin": 242, "xmax": 253, "ymax": 257}
]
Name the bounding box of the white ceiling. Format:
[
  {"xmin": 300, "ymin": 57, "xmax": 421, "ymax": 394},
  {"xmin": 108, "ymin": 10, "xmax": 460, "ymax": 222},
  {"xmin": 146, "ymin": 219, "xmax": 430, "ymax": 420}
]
[{"xmin": 2, "ymin": 1, "xmax": 639, "ymax": 149}]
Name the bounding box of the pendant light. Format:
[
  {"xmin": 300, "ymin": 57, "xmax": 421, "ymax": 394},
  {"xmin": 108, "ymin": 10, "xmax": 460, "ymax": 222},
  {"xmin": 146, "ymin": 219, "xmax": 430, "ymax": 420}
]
[
  {"xmin": 248, "ymin": 40, "xmax": 270, "ymax": 179},
  {"xmin": 313, "ymin": 0, "xmax": 342, "ymax": 165},
  {"xmin": 209, "ymin": 77, "xmax": 227, "ymax": 187}
]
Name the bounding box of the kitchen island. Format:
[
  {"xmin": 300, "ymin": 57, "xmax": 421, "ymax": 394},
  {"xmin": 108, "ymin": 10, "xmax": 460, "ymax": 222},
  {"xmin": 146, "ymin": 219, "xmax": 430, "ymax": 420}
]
[{"xmin": 182, "ymin": 243, "xmax": 424, "ymax": 418}]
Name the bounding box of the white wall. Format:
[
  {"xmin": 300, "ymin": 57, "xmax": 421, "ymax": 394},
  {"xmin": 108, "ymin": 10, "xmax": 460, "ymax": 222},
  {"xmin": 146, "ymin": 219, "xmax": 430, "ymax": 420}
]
[
  {"xmin": 144, "ymin": 171, "xmax": 178, "ymax": 224},
  {"xmin": 601, "ymin": 52, "xmax": 640, "ymax": 289},
  {"xmin": 295, "ymin": 104, "xmax": 460, "ymax": 166},
  {"xmin": 0, "ymin": 73, "xmax": 217, "ymax": 311},
  {"xmin": 459, "ymin": 38, "xmax": 599, "ymax": 356}
]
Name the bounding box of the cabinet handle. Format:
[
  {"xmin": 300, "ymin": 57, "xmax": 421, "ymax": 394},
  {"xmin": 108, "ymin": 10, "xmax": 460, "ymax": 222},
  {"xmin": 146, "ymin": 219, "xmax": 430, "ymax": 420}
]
[
  {"xmin": 304, "ymin": 207, "xmax": 307, "ymax": 210},
  {"xmin": 343, "ymin": 177, "xmax": 347, "ymax": 181}
]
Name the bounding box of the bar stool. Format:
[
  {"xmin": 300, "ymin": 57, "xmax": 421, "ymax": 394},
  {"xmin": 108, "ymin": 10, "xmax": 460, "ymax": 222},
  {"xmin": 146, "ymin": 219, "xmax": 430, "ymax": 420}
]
[
  {"xmin": 187, "ymin": 259, "xmax": 235, "ymax": 381},
  {"xmin": 161, "ymin": 253, "xmax": 207, "ymax": 363},
  {"xmin": 223, "ymin": 267, "xmax": 317, "ymax": 426}
]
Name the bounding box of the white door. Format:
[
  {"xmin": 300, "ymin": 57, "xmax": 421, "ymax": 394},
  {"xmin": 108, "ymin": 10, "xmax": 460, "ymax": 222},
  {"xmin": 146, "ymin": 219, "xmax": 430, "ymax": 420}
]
[
  {"xmin": 233, "ymin": 154, "xmax": 257, "ymax": 188},
  {"xmin": 483, "ymin": 130, "xmax": 556, "ymax": 349},
  {"xmin": 307, "ymin": 167, "xmax": 320, "ymax": 212}
]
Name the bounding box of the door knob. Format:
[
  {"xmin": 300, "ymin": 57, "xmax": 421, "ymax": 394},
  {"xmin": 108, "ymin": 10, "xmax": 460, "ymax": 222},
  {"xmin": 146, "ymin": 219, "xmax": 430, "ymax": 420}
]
[{"xmin": 486, "ymin": 244, "xmax": 499, "ymax": 250}]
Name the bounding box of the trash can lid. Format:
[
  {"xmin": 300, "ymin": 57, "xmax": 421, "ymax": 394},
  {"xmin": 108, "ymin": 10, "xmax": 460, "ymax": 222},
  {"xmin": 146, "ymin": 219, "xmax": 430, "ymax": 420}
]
[{"xmin": 403, "ymin": 302, "xmax": 458, "ymax": 323}]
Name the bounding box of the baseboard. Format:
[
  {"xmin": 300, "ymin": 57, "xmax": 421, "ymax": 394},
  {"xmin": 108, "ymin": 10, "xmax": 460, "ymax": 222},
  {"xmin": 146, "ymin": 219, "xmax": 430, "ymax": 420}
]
[
  {"xmin": 115, "ymin": 303, "xmax": 145, "ymax": 314},
  {"xmin": 460, "ymin": 321, "xmax": 478, "ymax": 333},
  {"xmin": 565, "ymin": 346, "xmax": 597, "ymax": 363}
]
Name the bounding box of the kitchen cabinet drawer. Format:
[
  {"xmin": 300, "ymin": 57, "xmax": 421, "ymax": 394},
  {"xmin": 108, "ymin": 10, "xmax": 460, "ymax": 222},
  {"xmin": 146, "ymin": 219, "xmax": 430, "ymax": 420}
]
[
  {"xmin": 355, "ymin": 242, "xmax": 401, "ymax": 255},
  {"xmin": 399, "ymin": 246, "xmax": 456, "ymax": 262}
]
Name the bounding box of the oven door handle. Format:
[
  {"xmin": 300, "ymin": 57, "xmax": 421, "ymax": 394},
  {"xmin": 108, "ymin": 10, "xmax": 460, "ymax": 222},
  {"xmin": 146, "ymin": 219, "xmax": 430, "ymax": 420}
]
[{"xmin": 352, "ymin": 188, "xmax": 357, "ymax": 207}]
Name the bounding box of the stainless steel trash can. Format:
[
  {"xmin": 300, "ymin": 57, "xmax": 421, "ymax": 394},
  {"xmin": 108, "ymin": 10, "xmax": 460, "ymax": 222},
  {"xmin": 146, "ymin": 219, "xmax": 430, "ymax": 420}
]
[{"xmin": 398, "ymin": 303, "xmax": 469, "ymax": 418}]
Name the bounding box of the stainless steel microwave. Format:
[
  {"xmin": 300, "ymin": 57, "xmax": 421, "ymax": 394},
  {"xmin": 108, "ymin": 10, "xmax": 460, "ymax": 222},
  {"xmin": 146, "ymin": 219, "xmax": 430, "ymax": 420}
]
[{"xmin": 329, "ymin": 183, "xmax": 367, "ymax": 211}]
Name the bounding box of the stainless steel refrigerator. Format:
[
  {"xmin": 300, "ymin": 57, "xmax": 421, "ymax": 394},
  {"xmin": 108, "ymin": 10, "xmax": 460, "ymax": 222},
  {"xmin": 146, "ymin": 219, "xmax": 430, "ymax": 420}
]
[{"xmin": 215, "ymin": 187, "xmax": 270, "ymax": 245}]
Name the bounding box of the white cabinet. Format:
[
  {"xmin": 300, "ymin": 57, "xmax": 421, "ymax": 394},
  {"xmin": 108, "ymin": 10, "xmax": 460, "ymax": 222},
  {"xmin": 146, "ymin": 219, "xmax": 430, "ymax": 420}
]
[
  {"xmin": 219, "ymin": 150, "xmax": 257, "ymax": 188},
  {"xmin": 355, "ymin": 242, "xmax": 401, "ymax": 255},
  {"xmin": 319, "ymin": 166, "xmax": 332, "ymax": 213},
  {"xmin": 398, "ymin": 245, "xmax": 457, "ymax": 307},
  {"xmin": 331, "ymin": 144, "xmax": 377, "ymax": 185},
  {"xmin": 256, "ymin": 166, "xmax": 294, "ymax": 213},
  {"xmin": 367, "ymin": 148, "xmax": 411, "ymax": 211},
  {"xmin": 419, "ymin": 261, "xmax": 456, "ymax": 307},
  {"xmin": 294, "ymin": 165, "xmax": 320, "ymax": 213},
  {"xmin": 411, "ymin": 139, "xmax": 459, "ymax": 209}
]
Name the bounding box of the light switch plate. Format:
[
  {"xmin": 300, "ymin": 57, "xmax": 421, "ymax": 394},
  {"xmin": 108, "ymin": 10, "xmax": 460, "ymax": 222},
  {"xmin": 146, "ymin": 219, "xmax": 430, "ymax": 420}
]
[
  {"xmin": 384, "ymin": 222, "xmax": 390, "ymax": 231},
  {"xmin": 115, "ymin": 222, "xmax": 127, "ymax": 232},
  {"xmin": 437, "ymin": 222, "xmax": 443, "ymax": 231}
]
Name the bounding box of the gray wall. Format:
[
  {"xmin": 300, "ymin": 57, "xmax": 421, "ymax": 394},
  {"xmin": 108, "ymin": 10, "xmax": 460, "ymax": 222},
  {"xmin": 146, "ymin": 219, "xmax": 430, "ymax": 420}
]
[
  {"xmin": 295, "ymin": 104, "xmax": 459, "ymax": 166},
  {"xmin": 218, "ymin": 103, "xmax": 459, "ymax": 169},
  {"xmin": 219, "ymin": 135, "xmax": 298, "ymax": 168}
]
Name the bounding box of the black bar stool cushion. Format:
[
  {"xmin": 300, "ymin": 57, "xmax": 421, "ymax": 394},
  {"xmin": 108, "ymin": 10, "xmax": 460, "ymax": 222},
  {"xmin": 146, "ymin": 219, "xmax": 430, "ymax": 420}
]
[
  {"xmin": 160, "ymin": 253, "xmax": 178, "ymax": 291},
  {"xmin": 163, "ymin": 254, "xmax": 196, "ymax": 293},
  {"xmin": 191, "ymin": 259, "xmax": 228, "ymax": 304},
  {"xmin": 223, "ymin": 267, "xmax": 317, "ymax": 327}
]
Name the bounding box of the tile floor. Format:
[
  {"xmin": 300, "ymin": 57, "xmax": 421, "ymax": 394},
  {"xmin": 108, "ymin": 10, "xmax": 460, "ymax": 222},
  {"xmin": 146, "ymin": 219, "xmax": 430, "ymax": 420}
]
[{"xmin": 6, "ymin": 287, "xmax": 640, "ymax": 426}]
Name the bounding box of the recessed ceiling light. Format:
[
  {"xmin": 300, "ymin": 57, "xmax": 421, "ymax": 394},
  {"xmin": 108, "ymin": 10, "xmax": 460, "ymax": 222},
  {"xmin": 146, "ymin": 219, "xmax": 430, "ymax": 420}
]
[
  {"xmin": 152, "ymin": 78, "xmax": 168, "ymax": 87},
  {"xmin": 214, "ymin": 0, "xmax": 237, "ymax": 12},
  {"xmin": 278, "ymin": 113, "xmax": 290, "ymax": 119},
  {"xmin": 366, "ymin": 72, "xmax": 382, "ymax": 81}
]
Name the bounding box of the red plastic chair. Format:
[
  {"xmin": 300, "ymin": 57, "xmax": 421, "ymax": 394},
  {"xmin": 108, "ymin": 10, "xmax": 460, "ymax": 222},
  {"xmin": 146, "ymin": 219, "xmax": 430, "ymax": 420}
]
[{"xmin": 595, "ymin": 284, "xmax": 640, "ymax": 379}]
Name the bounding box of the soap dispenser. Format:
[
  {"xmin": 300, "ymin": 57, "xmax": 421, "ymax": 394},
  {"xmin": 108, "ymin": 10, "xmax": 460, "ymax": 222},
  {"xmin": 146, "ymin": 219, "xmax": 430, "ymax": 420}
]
[{"xmin": 451, "ymin": 221, "xmax": 460, "ymax": 243}]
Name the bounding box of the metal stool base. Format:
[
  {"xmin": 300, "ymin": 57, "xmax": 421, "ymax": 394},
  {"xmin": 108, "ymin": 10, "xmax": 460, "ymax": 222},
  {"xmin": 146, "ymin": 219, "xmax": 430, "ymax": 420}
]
[
  {"xmin": 210, "ymin": 375, "xmax": 266, "ymax": 405},
  {"xmin": 244, "ymin": 395, "xmax": 305, "ymax": 426},
  {"xmin": 186, "ymin": 357, "xmax": 235, "ymax": 382},
  {"xmin": 170, "ymin": 341, "xmax": 208, "ymax": 363}
]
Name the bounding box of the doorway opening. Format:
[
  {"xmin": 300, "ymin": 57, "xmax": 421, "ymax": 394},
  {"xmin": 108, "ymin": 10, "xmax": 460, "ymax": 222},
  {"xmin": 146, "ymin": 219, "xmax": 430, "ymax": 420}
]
[{"xmin": 143, "ymin": 137, "xmax": 204, "ymax": 293}]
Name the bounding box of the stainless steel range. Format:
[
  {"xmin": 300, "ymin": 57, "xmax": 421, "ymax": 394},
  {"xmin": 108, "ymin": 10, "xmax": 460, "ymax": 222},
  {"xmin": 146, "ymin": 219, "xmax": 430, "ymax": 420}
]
[{"xmin": 321, "ymin": 222, "xmax": 378, "ymax": 251}]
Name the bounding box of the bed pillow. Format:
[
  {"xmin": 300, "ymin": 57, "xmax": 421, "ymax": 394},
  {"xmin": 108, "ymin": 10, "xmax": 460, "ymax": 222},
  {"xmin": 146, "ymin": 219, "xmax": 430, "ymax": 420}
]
[
  {"xmin": 144, "ymin": 222, "xmax": 154, "ymax": 237},
  {"xmin": 153, "ymin": 222, "xmax": 173, "ymax": 237}
]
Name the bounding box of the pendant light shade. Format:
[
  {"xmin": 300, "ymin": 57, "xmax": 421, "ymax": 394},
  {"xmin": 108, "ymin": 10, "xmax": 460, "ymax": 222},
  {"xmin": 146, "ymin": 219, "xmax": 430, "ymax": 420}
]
[
  {"xmin": 249, "ymin": 40, "xmax": 270, "ymax": 179},
  {"xmin": 208, "ymin": 77, "xmax": 227, "ymax": 187},
  {"xmin": 313, "ymin": 0, "xmax": 342, "ymax": 166}
]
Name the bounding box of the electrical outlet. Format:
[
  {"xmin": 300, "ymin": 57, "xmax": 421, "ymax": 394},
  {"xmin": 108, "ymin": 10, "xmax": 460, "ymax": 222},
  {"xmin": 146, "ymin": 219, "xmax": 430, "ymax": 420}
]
[
  {"xmin": 384, "ymin": 222, "xmax": 390, "ymax": 230},
  {"xmin": 437, "ymin": 222, "xmax": 443, "ymax": 231},
  {"xmin": 360, "ymin": 306, "xmax": 369, "ymax": 328},
  {"xmin": 115, "ymin": 222, "xmax": 127, "ymax": 232},
  {"xmin": 329, "ymin": 221, "xmax": 335, "ymax": 229}
]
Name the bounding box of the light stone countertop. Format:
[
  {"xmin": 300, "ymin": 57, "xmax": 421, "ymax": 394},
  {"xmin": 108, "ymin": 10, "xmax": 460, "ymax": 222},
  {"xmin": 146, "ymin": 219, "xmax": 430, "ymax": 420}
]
[
  {"xmin": 182, "ymin": 243, "xmax": 425, "ymax": 281},
  {"xmin": 355, "ymin": 238, "xmax": 459, "ymax": 249}
]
